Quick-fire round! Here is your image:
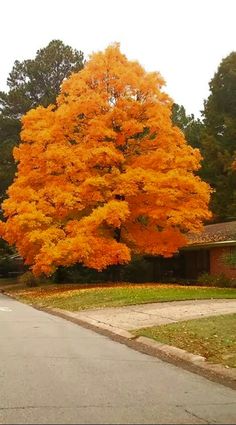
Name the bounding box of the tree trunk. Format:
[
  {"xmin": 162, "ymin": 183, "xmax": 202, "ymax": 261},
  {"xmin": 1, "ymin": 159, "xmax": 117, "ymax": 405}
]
[
  {"xmin": 112, "ymin": 227, "xmax": 122, "ymax": 282},
  {"xmin": 111, "ymin": 265, "xmax": 122, "ymax": 282}
]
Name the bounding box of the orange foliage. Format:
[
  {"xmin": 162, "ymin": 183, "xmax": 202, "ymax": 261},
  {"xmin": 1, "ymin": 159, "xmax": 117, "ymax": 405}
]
[{"xmin": 0, "ymin": 44, "xmax": 211, "ymax": 275}]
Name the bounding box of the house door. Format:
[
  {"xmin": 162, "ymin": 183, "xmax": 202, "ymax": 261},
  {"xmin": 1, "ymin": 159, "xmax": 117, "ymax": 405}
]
[{"xmin": 184, "ymin": 249, "xmax": 210, "ymax": 280}]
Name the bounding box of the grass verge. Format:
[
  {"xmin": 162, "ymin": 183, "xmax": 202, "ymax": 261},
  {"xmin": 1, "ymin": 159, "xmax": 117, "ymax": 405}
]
[
  {"xmin": 4, "ymin": 283, "xmax": 236, "ymax": 311},
  {"xmin": 133, "ymin": 314, "xmax": 236, "ymax": 368}
]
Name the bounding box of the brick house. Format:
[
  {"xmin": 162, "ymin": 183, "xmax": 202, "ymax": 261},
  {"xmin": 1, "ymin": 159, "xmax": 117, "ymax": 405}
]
[
  {"xmin": 148, "ymin": 221, "xmax": 236, "ymax": 281},
  {"xmin": 182, "ymin": 221, "xmax": 236, "ymax": 280}
]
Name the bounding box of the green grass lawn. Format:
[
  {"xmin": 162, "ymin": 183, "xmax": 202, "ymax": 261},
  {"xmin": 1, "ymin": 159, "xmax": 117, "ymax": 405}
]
[
  {"xmin": 5, "ymin": 283, "xmax": 236, "ymax": 311},
  {"xmin": 133, "ymin": 314, "xmax": 236, "ymax": 368}
]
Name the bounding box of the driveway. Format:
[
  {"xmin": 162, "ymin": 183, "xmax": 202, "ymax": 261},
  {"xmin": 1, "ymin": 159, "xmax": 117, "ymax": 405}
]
[{"xmin": 71, "ymin": 298, "xmax": 236, "ymax": 330}]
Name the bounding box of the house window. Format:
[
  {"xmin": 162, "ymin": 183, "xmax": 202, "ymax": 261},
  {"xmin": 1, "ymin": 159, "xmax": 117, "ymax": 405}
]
[{"xmin": 228, "ymin": 247, "xmax": 236, "ymax": 269}]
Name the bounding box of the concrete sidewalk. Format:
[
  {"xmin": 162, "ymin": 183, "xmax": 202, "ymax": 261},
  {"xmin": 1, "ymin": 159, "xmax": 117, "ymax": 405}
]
[{"xmin": 67, "ymin": 298, "xmax": 236, "ymax": 331}]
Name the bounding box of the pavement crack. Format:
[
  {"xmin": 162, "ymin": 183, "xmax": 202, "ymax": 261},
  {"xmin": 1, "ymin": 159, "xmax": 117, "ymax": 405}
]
[
  {"xmin": 0, "ymin": 404, "xmax": 115, "ymax": 410},
  {"xmin": 183, "ymin": 402, "xmax": 236, "ymax": 407},
  {"xmin": 84, "ymin": 316, "xmax": 119, "ymax": 329},
  {"xmin": 184, "ymin": 408, "xmax": 212, "ymax": 424}
]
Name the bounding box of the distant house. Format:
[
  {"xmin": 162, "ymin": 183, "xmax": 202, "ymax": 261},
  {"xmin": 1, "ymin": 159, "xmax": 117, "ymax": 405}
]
[
  {"xmin": 147, "ymin": 221, "xmax": 236, "ymax": 281},
  {"xmin": 0, "ymin": 252, "xmax": 24, "ymax": 278}
]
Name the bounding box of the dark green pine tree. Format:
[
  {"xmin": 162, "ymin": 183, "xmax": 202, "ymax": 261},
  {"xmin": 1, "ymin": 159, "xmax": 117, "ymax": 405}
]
[
  {"xmin": 171, "ymin": 103, "xmax": 203, "ymax": 149},
  {"xmin": 200, "ymin": 52, "xmax": 236, "ymax": 221}
]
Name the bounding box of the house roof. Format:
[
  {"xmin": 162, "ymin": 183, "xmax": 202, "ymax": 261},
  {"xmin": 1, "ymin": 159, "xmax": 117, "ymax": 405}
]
[{"xmin": 187, "ymin": 221, "xmax": 236, "ymax": 247}]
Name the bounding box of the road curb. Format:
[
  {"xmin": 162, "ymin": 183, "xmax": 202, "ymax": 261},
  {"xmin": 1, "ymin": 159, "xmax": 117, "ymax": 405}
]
[
  {"xmin": 51, "ymin": 308, "xmax": 136, "ymax": 340},
  {"xmin": 136, "ymin": 336, "xmax": 206, "ymax": 363}
]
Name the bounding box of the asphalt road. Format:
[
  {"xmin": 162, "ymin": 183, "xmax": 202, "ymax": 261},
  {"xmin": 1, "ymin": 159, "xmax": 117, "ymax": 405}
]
[{"xmin": 0, "ymin": 293, "xmax": 235, "ymax": 424}]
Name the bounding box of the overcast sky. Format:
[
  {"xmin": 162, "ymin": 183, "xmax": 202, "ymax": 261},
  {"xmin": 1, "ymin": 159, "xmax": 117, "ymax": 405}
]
[{"xmin": 1, "ymin": 0, "xmax": 235, "ymax": 117}]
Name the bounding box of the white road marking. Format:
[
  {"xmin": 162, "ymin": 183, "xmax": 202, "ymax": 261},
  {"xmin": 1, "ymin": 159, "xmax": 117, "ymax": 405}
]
[{"xmin": 0, "ymin": 307, "xmax": 12, "ymax": 312}]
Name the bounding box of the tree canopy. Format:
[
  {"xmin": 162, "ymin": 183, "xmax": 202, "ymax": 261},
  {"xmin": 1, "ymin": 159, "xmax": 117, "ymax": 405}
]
[
  {"xmin": 200, "ymin": 52, "xmax": 236, "ymax": 220},
  {"xmin": 0, "ymin": 39, "xmax": 84, "ymax": 118},
  {"xmin": 172, "ymin": 103, "xmax": 203, "ymax": 149},
  {"xmin": 0, "ymin": 44, "xmax": 211, "ymax": 275}
]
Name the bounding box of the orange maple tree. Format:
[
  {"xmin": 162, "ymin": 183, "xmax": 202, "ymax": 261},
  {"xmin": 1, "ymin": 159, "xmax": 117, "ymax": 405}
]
[{"xmin": 0, "ymin": 44, "xmax": 211, "ymax": 275}]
